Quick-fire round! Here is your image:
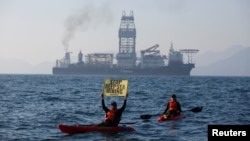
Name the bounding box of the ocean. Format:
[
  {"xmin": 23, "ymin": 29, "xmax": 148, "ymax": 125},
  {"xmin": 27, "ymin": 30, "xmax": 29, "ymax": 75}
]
[{"xmin": 0, "ymin": 74, "xmax": 249, "ymax": 141}]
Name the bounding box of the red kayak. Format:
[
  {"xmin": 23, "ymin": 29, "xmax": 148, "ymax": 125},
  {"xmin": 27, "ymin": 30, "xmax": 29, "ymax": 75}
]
[
  {"xmin": 58, "ymin": 124, "xmax": 135, "ymax": 134},
  {"xmin": 157, "ymin": 114, "xmax": 185, "ymax": 122}
]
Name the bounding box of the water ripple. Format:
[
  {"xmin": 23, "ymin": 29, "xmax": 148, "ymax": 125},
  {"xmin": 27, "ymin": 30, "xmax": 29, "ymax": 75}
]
[{"xmin": 0, "ymin": 75, "xmax": 249, "ymax": 141}]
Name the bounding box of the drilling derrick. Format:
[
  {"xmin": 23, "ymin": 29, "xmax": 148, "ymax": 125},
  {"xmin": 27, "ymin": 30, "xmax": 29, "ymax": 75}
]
[{"xmin": 116, "ymin": 11, "xmax": 136, "ymax": 69}]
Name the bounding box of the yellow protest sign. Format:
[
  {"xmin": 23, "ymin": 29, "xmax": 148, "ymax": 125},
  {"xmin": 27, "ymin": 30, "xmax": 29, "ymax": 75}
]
[{"xmin": 103, "ymin": 79, "xmax": 128, "ymax": 96}]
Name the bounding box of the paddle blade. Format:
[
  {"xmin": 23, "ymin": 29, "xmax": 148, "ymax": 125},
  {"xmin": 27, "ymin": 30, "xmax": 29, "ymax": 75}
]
[
  {"xmin": 140, "ymin": 114, "xmax": 152, "ymax": 119},
  {"xmin": 120, "ymin": 122, "xmax": 137, "ymax": 125},
  {"xmin": 190, "ymin": 106, "xmax": 203, "ymax": 113}
]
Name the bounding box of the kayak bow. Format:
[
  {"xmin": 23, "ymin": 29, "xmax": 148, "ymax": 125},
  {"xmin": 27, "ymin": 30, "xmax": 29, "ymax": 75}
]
[{"xmin": 157, "ymin": 114, "xmax": 185, "ymax": 122}]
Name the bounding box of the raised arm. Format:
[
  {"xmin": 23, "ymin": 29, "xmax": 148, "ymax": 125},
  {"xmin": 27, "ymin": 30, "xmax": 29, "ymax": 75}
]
[
  {"xmin": 119, "ymin": 93, "xmax": 128, "ymax": 111},
  {"xmin": 101, "ymin": 93, "xmax": 109, "ymax": 112}
]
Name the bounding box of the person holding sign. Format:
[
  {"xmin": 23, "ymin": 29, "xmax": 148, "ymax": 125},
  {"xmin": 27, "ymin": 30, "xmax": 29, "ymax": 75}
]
[
  {"xmin": 96, "ymin": 92, "xmax": 128, "ymax": 127},
  {"xmin": 162, "ymin": 94, "xmax": 182, "ymax": 118}
]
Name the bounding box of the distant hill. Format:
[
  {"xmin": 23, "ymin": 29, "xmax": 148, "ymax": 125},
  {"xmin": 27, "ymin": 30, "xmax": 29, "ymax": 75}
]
[
  {"xmin": 0, "ymin": 58, "xmax": 53, "ymax": 74},
  {"xmin": 192, "ymin": 46, "xmax": 250, "ymax": 76},
  {"xmin": 0, "ymin": 58, "xmax": 33, "ymax": 74},
  {"xmin": 194, "ymin": 45, "xmax": 246, "ymax": 66},
  {"xmin": 32, "ymin": 62, "xmax": 55, "ymax": 74}
]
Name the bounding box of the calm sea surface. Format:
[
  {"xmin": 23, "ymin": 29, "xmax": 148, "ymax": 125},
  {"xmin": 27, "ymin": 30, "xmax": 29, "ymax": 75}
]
[{"xmin": 0, "ymin": 74, "xmax": 249, "ymax": 141}]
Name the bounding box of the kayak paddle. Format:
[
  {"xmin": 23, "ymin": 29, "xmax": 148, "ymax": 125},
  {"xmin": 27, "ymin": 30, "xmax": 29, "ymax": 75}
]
[
  {"xmin": 120, "ymin": 122, "xmax": 137, "ymax": 125},
  {"xmin": 140, "ymin": 106, "xmax": 203, "ymax": 120},
  {"xmin": 185, "ymin": 106, "xmax": 203, "ymax": 113}
]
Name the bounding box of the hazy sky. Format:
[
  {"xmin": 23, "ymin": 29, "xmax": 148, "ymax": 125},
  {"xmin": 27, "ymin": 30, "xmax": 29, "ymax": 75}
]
[{"xmin": 0, "ymin": 0, "xmax": 249, "ymax": 65}]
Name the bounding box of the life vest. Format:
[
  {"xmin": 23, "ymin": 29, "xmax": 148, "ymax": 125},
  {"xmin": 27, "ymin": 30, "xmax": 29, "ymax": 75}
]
[
  {"xmin": 105, "ymin": 109, "xmax": 117, "ymax": 121},
  {"xmin": 169, "ymin": 101, "xmax": 178, "ymax": 111}
]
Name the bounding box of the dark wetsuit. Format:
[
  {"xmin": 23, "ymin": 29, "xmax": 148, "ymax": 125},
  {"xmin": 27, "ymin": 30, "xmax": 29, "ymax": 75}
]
[{"xmin": 98, "ymin": 99, "xmax": 127, "ymax": 127}]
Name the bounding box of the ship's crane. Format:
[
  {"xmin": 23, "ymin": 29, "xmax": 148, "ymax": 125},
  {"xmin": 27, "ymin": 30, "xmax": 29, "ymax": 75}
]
[
  {"xmin": 141, "ymin": 44, "xmax": 160, "ymax": 56},
  {"xmin": 140, "ymin": 44, "xmax": 165, "ymax": 69}
]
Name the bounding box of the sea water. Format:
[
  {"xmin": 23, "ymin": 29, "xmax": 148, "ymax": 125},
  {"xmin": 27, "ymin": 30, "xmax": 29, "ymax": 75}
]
[{"xmin": 0, "ymin": 74, "xmax": 249, "ymax": 141}]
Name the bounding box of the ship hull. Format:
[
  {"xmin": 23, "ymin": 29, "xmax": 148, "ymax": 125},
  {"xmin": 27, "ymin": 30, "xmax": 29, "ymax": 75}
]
[{"xmin": 52, "ymin": 64, "xmax": 194, "ymax": 76}]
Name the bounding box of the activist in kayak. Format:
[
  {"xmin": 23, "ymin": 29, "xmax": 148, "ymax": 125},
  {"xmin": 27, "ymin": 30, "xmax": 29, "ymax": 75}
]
[
  {"xmin": 162, "ymin": 94, "xmax": 182, "ymax": 118},
  {"xmin": 96, "ymin": 92, "xmax": 128, "ymax": 127}
]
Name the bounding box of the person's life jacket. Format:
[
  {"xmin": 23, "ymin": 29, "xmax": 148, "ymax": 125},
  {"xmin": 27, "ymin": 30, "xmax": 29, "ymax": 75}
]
[
  {"xmin": 105, "ymin": 109, "xmax": 118, "ymax": 121},
  {"xmin": 169, "ymin": 101, "xmax": 178, "ymax": 111}
]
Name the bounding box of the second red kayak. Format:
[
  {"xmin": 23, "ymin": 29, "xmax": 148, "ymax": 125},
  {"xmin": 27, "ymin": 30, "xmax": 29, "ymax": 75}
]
[
  {"xmin": 157, "ymin": 114, "xmax": 185, "ymax": 122},
  {"xmin": 58, "ymin": 124, "xmax": 135, "ymax": 134}
]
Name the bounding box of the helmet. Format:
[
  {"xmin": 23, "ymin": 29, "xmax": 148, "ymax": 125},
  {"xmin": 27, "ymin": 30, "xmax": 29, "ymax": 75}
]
[{"xmin": 111, "ymin": 101, "xmax": 117, "ymax": 107}]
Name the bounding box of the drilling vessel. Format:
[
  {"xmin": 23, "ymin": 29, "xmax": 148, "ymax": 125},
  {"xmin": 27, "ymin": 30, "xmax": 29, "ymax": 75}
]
[{"xmin": 52, "ymin": 11, "xmax": 199, "ymax": 76}]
